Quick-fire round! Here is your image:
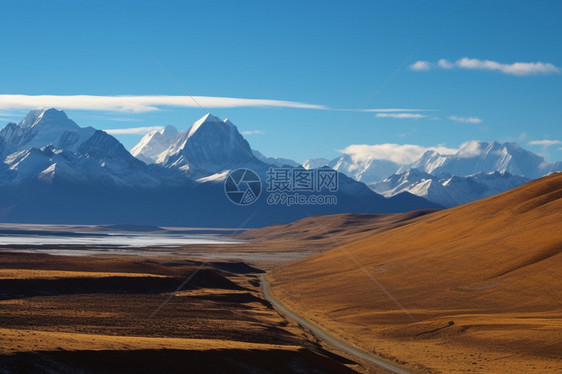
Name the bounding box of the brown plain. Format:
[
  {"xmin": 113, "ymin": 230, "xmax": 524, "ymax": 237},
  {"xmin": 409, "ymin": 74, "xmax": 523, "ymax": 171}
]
[
  {"xmin": 268, "ymin": 173, "xmax": 562, "ymax": 373},
  {"xmin": 0, "ymin": 253, "xmax": 360, "ymax": 373}
]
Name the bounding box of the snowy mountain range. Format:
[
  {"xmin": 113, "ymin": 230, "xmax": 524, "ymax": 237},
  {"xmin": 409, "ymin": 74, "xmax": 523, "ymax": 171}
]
[
  {"xmin": 0, "ymin": 109, "xmax": 162, "ymax": 187},
  {"xmin": 304, "ymin": 140, "xmax": 561, "ymax": 207},
  {"xmin": 370, "ymin": 169, "xmax": 531, "ymax": 207},
  {"xmin": 403, "ymin": 141, "xmax": 556, "ymax": 178},
  {"xmin": 0, "ymin": 109, "xmax": 439, "ymax": 227}
]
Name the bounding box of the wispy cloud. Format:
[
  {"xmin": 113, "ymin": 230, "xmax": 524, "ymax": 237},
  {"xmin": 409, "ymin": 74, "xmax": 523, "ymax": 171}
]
[
  {"xmin": 410, "ymin": 61, "xmax": 431, "ymax": 71},
  {"xmin": 240, "ymin": 130, "xmax": 265, "ymax": 135},
  {"xmin": 103, "ymin": 126, "xmax": 164, "ymax": 135},
  {"xmin": 0, "ymin": 95, "xmax": 438, "ymax": 116},
  {"xmin": 339, "ymin": 143, "xmax": 457, "ymax": 165},
  {"xmin": 349, "ymin": 108, "xmax": 436, "ymax": 113},
  {"xmin": 376, "ymin": 113, "xmax": 426, "ymax": 119},
  {"xmin": 411, "ymin": 57, "xmax": 560, "ymax": 76},
  {"xmin": 529, "ymin": 139, "xmax": 562, "ymax": 146},
  {"xmin": 0, "ymin": 94, "xmax": 327, "ymax": 113},
  {"xmin": 449, "ymin": 115, "xmax": 482, "ymax": 124}
]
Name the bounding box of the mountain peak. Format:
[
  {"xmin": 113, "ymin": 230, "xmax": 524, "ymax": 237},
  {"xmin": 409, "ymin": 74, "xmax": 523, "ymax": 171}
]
[
  {"xmin": 186, "ymin": 113, "xmax": 225, "ymax": 138},
  {"xmin": 130, "ymin": 125, "xmax": 180, "ymax": 164},
  {"xmin": 161, "ymin": 125, "xmax": 178, "ymax": 135},
  {"xmin": 155, "ymin": 113, "xmax": 260, "ymax": 174},
  {"xmin": 19, "ymin": 108, "xmax": 70, "ymax": 129}
]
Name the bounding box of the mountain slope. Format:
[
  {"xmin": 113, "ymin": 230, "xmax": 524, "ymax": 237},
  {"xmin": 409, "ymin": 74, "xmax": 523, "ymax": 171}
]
[
  {"xmin": 329, "ymin": 154, "xmax": 400, "ymax": 184},
  {"xmin": 130, "ymin": 125, "xmax": 179, "ymax": 164},
  {"xmin": 402, "ymin": 140, "xmax": 554, "ymax": 178},
  {"xmin": 0, "ymin": 108, "xmax": 95, "ymax": 154},
  {"xmin": 156, "ymin": 114, "xmax": 262, "ymax": 175},
  {"xmin": 268, "ymin": 172, "xmax": 562, "ymax": 372},
  {"xmin": 238, "ymin": 210, "xmax": 436, "ymax": 243},
  {"xmin": 0, "ymin": 109, "xmax": 441, "ymax": 227},
  {"xmin": 252, "ymin": 149, "xmax": 299, "ymax": 168},
  {"xmin": 364, "ymin": 141, "xmax": 560, "ymax": 206},
  {"xmin": 0, "ymin": 109, "xmax": 165, "ymax": 188},
  {"xmin": 302, "ymin": 158, "xmax": 330, "ymax": 170},
  {"xmin": 371, "ymin": 168, "xmax": 530, "ymax": 207}
]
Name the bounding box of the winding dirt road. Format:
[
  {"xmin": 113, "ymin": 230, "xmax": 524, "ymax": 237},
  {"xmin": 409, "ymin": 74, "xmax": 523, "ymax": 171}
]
[{"xmin": 260, "ymin": 275, "xmax": 411, "ymax": 374}]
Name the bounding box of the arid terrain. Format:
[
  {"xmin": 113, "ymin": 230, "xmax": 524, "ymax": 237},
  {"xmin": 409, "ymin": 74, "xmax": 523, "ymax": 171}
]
[
  {"xmin": 0, "ymin": 250, "xmax": 370, "ymax": 373},
  {"xmin": 266, "ymin": 173, "xmax": 562, "ymax": 373},
  {"xmin": 1, "ymin": 174, "xmax": 561, "ymax": 373}
]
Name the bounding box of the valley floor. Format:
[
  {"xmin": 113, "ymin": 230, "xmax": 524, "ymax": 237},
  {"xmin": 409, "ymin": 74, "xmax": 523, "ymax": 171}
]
[{"xmin": 0, "ymin": 248, "xmax": 375, "ymax": 373}]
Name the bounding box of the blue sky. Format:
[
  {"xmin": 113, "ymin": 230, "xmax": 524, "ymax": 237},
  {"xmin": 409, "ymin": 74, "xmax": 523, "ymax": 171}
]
[{"xmin": 1, "ymin": 0, "xmax": 561, "ymax": 163}]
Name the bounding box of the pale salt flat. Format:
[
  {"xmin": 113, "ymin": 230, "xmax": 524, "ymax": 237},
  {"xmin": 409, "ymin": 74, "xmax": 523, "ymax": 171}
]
[{"xmin": 0, "ymin": 234, "xmax": 239, "ymax": 248}]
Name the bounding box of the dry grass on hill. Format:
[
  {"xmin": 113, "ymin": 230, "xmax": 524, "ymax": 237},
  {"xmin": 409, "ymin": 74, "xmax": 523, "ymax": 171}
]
[{"xmin": 268, "ymin": 173, "xmax": 562, "ymax": 373}]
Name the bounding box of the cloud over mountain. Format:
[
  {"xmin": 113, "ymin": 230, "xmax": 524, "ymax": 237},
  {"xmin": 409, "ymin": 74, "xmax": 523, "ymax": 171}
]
[
  {"xmin": 338, "ymin": 143, "xmax": 457, "ymax": 165},
  {"xmin": 0, "ymin": 95, "xmax": 327, "ymax": 113}
]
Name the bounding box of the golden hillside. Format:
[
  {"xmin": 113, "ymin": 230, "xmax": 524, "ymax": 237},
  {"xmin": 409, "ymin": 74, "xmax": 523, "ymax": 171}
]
[{"xmin": 268, "ymin": 173, "xmax": 562, "ymax": 373}]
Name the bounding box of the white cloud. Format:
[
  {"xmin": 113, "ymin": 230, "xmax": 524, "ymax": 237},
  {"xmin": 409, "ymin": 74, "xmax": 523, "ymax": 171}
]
[
  {"xmin": 241, "ymin": 130, "xmax": 265, "ymax": 135},
  {"xmin": 528, "ymin": 139, "xmax": 562, "ymax": 146},
  {"xmin": 437, "ymin": 59, "xmax": 454, "ymax": 69},
  {"xmin": 449, "ymin": 115, "xmax": 482, "ymax": 124},
  {"xmin": 456, "ymin": 58, "xmax": 560, "ymax": 76},
  {"xmin": 339, "ymin": 143, "xmax": 457, "ymax": 165},
  {"xmin": 332, "ymin": 108, "xmax": 436, "ymax": 113},
  {"xmin": 103, "ymin": 126, "xmax": 164, "ymax": 135},
  {"xmin": 0, "ymin": 95, "xmax": 438, "ymax": 116},
  {"xmin": 375, "ymin": 113, "xmax": 426, "ymax": 119},
  {"xmin": 0, "ymin": 94, "xmax": 327, "ymax": 114},
  {"xmin": 410, "ymin": 57, "xmax": 560, "ymax": 76},
  {"xmin": 410, "ymin": 61, "xmax": 431, "ymax": 71},
  {"xmin": 456, "ymin": 140, "xmax": 484, "ymax": 158}
]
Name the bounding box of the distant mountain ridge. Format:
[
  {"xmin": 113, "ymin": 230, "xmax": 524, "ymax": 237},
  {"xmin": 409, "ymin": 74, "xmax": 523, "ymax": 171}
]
[
  {"xmin": 404, "ymin": 141, "xmax": 552, "ymax": 178},
  {"xmin": 1, "ymin": 109, "xmax": 95, "ymax": 154},
  {"xmin": 304, "ymin": 140, "xmax": 561, "ymax": 207},
  {"xmin": 0, "ymin": 109, "xmax": 439, "ymax": 227},
  {"xmin": 371, "ymin": 169, "xmax": 531, "ymax": 207}
]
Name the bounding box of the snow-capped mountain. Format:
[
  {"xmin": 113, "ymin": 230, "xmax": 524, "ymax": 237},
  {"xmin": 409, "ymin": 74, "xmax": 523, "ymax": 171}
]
[
  {"xmin": 0, "ymin": 109, "xmax": 440, "ymax": 227},
  {"xmin": 0, "ymin": 109, "xmax": 164, "ymax": 187},
  {"xmin": 131, "ymin": 116, "xmax": 299, "ymax": 169},
  {"xmin": 403, "ymin": 150, "xmax": 448, "ymax": 175},
  {"xmin": 302, "ymin": 158, "xmax": 330, "ymax": 170},
  {"xmin": 328, "ymin": 154, "xmax": 401, "ymax": 184},
  {"xmin": 401, "ymin": 141, "xmax": 553, "ymax": 179},
  {"xmin": 130, "ymin": 125, "xmax": 179, "ymax": 164},
  {"xmin": 0, "ymin": 108, "xmax": 96, "ymax": 155},
  {"xmin": 371, "ymin": 169, "xmax": 530, "ymax": 207},
  {"xmin": 134, "ymin": 114, "xmax": 263, "ymax": 176},
  {"xmin": 314, "ymin": 140, "xmax": 561, "ymax": 207}
]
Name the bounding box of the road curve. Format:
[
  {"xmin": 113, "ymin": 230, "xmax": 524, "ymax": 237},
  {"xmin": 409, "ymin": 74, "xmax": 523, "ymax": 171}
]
[{"xmin": 260, "ymin": 275, "xmax": 412, "ymax": 374}]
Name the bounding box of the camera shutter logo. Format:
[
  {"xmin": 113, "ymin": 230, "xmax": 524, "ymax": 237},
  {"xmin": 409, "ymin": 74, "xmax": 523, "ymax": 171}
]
[{"xmin": 224, "ymin": 168, "xmax": 262, "ymax": 205}]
